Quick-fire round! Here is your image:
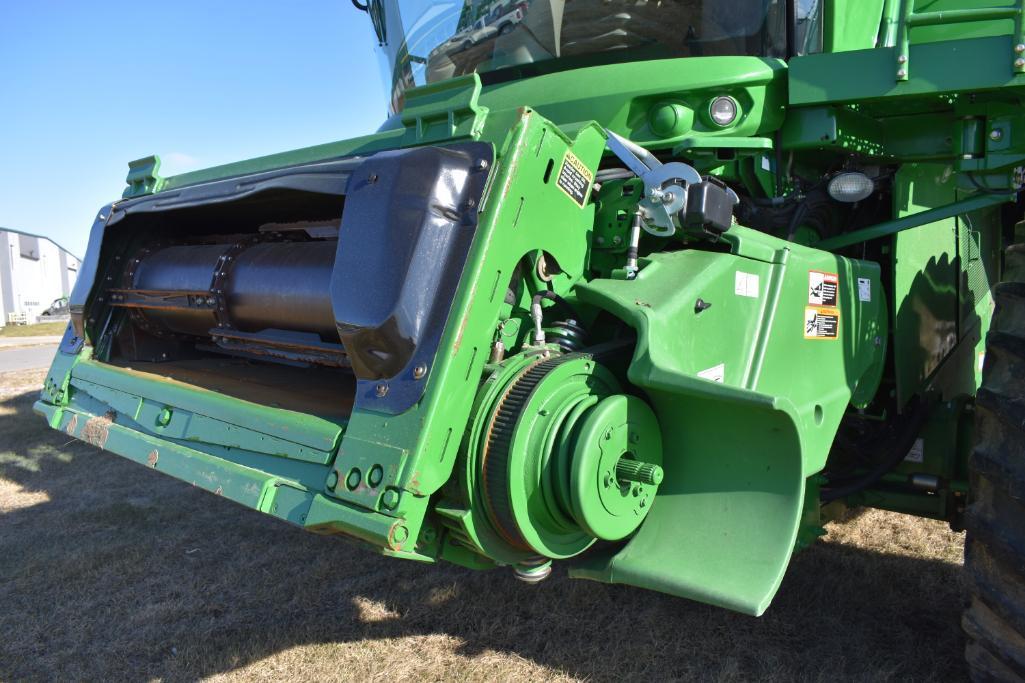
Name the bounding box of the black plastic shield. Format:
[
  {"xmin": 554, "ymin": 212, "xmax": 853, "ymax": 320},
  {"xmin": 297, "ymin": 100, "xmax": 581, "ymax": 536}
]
[{"xmin": 331, "ymin": 142, "xmax": 492, "ymax": 413}]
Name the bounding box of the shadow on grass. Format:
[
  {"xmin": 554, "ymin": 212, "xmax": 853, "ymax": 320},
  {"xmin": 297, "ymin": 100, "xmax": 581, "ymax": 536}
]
[{"xmin": 0, "ymin": 383, "xmax": 967, "ymax": 681}]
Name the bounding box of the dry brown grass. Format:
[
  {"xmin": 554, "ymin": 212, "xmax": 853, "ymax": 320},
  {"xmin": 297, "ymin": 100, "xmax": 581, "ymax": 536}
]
[{"xmin": 0, "ymin": 368, "xmax": 968, "ymax": 682}]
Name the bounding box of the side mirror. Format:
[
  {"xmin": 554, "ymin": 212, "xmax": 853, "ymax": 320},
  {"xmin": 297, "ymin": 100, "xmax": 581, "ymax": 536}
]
[{"xmin": 352, "ymin": 0, "xmax": 387, "ymax": 46}]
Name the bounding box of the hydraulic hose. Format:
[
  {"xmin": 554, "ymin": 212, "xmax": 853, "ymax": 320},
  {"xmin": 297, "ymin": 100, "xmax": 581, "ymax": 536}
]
[{"xmin": 820, "ymin": 398, "xmax": 933, "ymax": 503}]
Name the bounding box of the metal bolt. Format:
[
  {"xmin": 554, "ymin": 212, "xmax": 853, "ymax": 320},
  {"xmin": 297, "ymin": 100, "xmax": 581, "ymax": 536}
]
[
  {"xmin": 477, "ymin": 159, "xmax": 489, "ymax": 171},
  {"xmin": 596, "ymin": 236, "xmax": 605, "ymax": 245},
  {"xmin": 1017, "ymin": 43, "xmax": 1025, "ymax": 54},
  {"xmin": 612, "ymin": 235, "xmax": 622, "ymax": 245},
  {"xmin": 368, "ymin": 173, "xmax": 378, "ymax": 183},
  {"xmin": 392, "ymin": 525, "xmax": 410, "ymax": 544},
  {"xmin": 991, "ymin": 129, "xmax": 1004, "ymax": 141},
  {"xmin": 897, "ymin": 54, "xmax": 907, "ymax": 64},
  {"xmin": 413, "ymin": 364, "xmax": 427, "ymax": 380},
  {"xmin": 381, "ymin": 489, "xmax": 400, "ymax": 509},
  {"xmin": 375, "ymin": 383, "xmax": 388, "ymax": 397},
  {"xmin": 1017, "ymin": 58, "xmax": 1025, "ymax": 69},
  {"xmin": 156, "ymin": 407, "xmax": 173, "ymax": 427},
  {"xmin": 896, "ymin": 68, "xmax": 907, "ymax": 79}
]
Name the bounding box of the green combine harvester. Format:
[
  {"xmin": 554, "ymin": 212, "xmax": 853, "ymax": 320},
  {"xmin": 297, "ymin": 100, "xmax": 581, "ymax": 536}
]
[{"xmin": 36, "ymin": 0, "xmax": 1025, "ymax": 677}]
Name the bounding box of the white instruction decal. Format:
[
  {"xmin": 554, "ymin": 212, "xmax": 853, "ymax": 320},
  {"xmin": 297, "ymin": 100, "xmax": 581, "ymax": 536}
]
[
  {"xmin": 735, "ymin": 271, "xmax": 760, "ymax": 298},
  {"xmin": 857, "ymin": 277, "xmax": 872, "ymax": 303},
  {"xmin": 697, "ymin": 363, "xmax": 725, "ymax": 383},
  {"xmin": 904, "ymin": 438, "xmax": 925, "ymax": 464}
]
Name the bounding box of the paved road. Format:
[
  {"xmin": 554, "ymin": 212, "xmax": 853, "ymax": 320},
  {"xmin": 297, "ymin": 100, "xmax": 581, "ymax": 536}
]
[
  {"xmin": 0, "ymin": 344, "xmax": 58, "ymax": 372},
  {"xmin": 0, "ymin": 335, "xmax": 63, "ymax": 349}
]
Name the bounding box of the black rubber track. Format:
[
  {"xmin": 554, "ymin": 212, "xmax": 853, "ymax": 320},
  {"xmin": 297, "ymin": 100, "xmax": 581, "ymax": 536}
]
[{"xmin": 964, "ymin": 243, "xmax": 1025, "ymax": 681}]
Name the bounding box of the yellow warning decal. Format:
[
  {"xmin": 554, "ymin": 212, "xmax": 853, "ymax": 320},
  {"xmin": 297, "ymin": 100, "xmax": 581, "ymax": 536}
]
[
  {"xmin": 556, "ymin": 150, "xmax": 593, "ymax": 207},
  {"xmin": 804, "ymin": 306, "xmax": 840, "ymax": 340}
]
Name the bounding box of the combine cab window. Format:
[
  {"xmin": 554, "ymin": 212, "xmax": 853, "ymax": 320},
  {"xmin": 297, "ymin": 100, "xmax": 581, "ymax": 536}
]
[
  {"xmin": 375, "ymin": 0, "xmax": 788, "ymax": 112},
  {"xmin": 796, "ymin": 0, "xmax": 822, "ymax": 55}
]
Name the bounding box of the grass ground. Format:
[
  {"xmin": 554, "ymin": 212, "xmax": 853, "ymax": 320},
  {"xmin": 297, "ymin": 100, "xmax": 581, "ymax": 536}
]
[
  {"xmin": 0, "ymin": 368, "xmax": 968, "ymax": 682},
  {"xmin": 0, "ymin": 321, "xmax": 67, "ymax": 338}
]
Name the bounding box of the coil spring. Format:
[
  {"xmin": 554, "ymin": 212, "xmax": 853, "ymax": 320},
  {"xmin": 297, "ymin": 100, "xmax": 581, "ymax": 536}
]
[{"xmin": 544, "ymin": 319, "xmax": 588, "ymax": 352}]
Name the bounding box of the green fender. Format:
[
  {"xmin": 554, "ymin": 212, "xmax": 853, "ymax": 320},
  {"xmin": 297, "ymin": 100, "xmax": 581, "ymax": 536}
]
[{"xmin": 571, "ymin": 227, "xmax": 887, "ymax": 615}]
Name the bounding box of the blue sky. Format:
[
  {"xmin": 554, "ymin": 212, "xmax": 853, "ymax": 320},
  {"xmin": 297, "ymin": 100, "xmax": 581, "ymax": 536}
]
[{"xmin": 0, "ymin": 2, "xmax": 386, "ymax": 257}]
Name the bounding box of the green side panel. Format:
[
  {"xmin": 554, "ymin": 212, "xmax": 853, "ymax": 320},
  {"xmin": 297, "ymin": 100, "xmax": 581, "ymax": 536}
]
[
  {"xmin": 892, "ymin": 163, "xmax": 959, "ymax": 406},
  {"xmin": 789, "ymin": 36, "xmax": 1025, "ymax": 106},
  {"xmin": 825, "ymin": 0, "xmax": 886, "ymax": 52},
  {"xmin": 571, "ymin": 228, "xmax": 887, "ymax": 615},
  {"xmin": 71, "ymin": 359, "xmax": 343, "ymax": 456},
  {"xmin": 478, "ymin": 57, "xmax": 787, "ymax": 150},
  {"xmin": 122, "ymin": 57, "xmax": 787, "ymax": 200},
  {"xmin": 321, "ymin": 112, "xmax": 610, "ymax": 553},
  {"xmin": 959, "ymin": 204, "xmax": 1002, "ymax": 391}
]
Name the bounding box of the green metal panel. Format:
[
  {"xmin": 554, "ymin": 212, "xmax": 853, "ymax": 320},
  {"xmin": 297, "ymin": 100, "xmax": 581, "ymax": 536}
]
[
  {"xmin": 571, "ymin": 227, "xmax": 887, "ymax": 614},
  {"xmin": 789, "ymin": 37, "xmax": 1025, "ymax": 106},
  {"xmin": 892, "ymin": 163, "xmax": 959, "ymax": 407}
]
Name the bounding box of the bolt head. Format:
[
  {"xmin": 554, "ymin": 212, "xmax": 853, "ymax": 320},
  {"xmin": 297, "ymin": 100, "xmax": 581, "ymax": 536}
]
[
  {"xmin": 1016, "ymin": 43, "xmax": 1025, "ymax": 54},
  {"xmin": 991, "ymin": 129, "xmax": 1004, "ymax": 141},
  {"xmin": 381, "ymin": 489, "xmax": 400, "ymax": 510},
  {"xmin": 413, "ymin": 364, "xmax": 427, "ymax": 380},
  {"xmin": 896, "ymin": 68, "xmax": 907, "ymax": 79},
  {"xmin": 477, "ymin": 159, "xmax": 489, "ymax": 171},
  {"xmin": 375, "ymin": 383, "xmax": 388, "ymax": 397},
  {"xmin": 897, "ymin": 54, "xmax": 907, "ymax": 64},
  {"xmin": 1017, "ymin": 58, "xmax": 1025, "ymax": 68}
]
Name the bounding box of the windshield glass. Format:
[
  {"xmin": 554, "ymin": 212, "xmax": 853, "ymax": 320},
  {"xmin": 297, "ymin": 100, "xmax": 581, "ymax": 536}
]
[{"xmin": 374, "ymin": 0, "xmax": 787, "ymax": 113}]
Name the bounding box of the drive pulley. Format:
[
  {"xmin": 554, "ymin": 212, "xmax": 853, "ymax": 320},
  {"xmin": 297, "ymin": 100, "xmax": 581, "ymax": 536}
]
[{"xmin": 466, "ymin": 352, "xmax": 664, "ymax": 561}]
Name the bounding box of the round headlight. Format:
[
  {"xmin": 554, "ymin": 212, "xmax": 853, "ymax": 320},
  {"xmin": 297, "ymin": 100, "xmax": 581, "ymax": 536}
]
[
  {"xmin": 827, "ymin": 172, "xmax": 875, "ymax": 203},
  {"xmin": 709, "ymin": 96, "xmax": 738, "ymax": 127}
]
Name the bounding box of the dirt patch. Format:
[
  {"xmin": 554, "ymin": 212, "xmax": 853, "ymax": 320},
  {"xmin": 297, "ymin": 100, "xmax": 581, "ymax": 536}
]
[{"xmin": 0, "ymin": 369, "xmax": 968, "ymax": 681}]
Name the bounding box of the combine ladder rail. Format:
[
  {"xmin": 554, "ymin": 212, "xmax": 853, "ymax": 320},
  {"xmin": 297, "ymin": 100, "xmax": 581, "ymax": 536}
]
[{"xmin": 880, "ymin": 0, "xmax": 1025, "ymax": 80}]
